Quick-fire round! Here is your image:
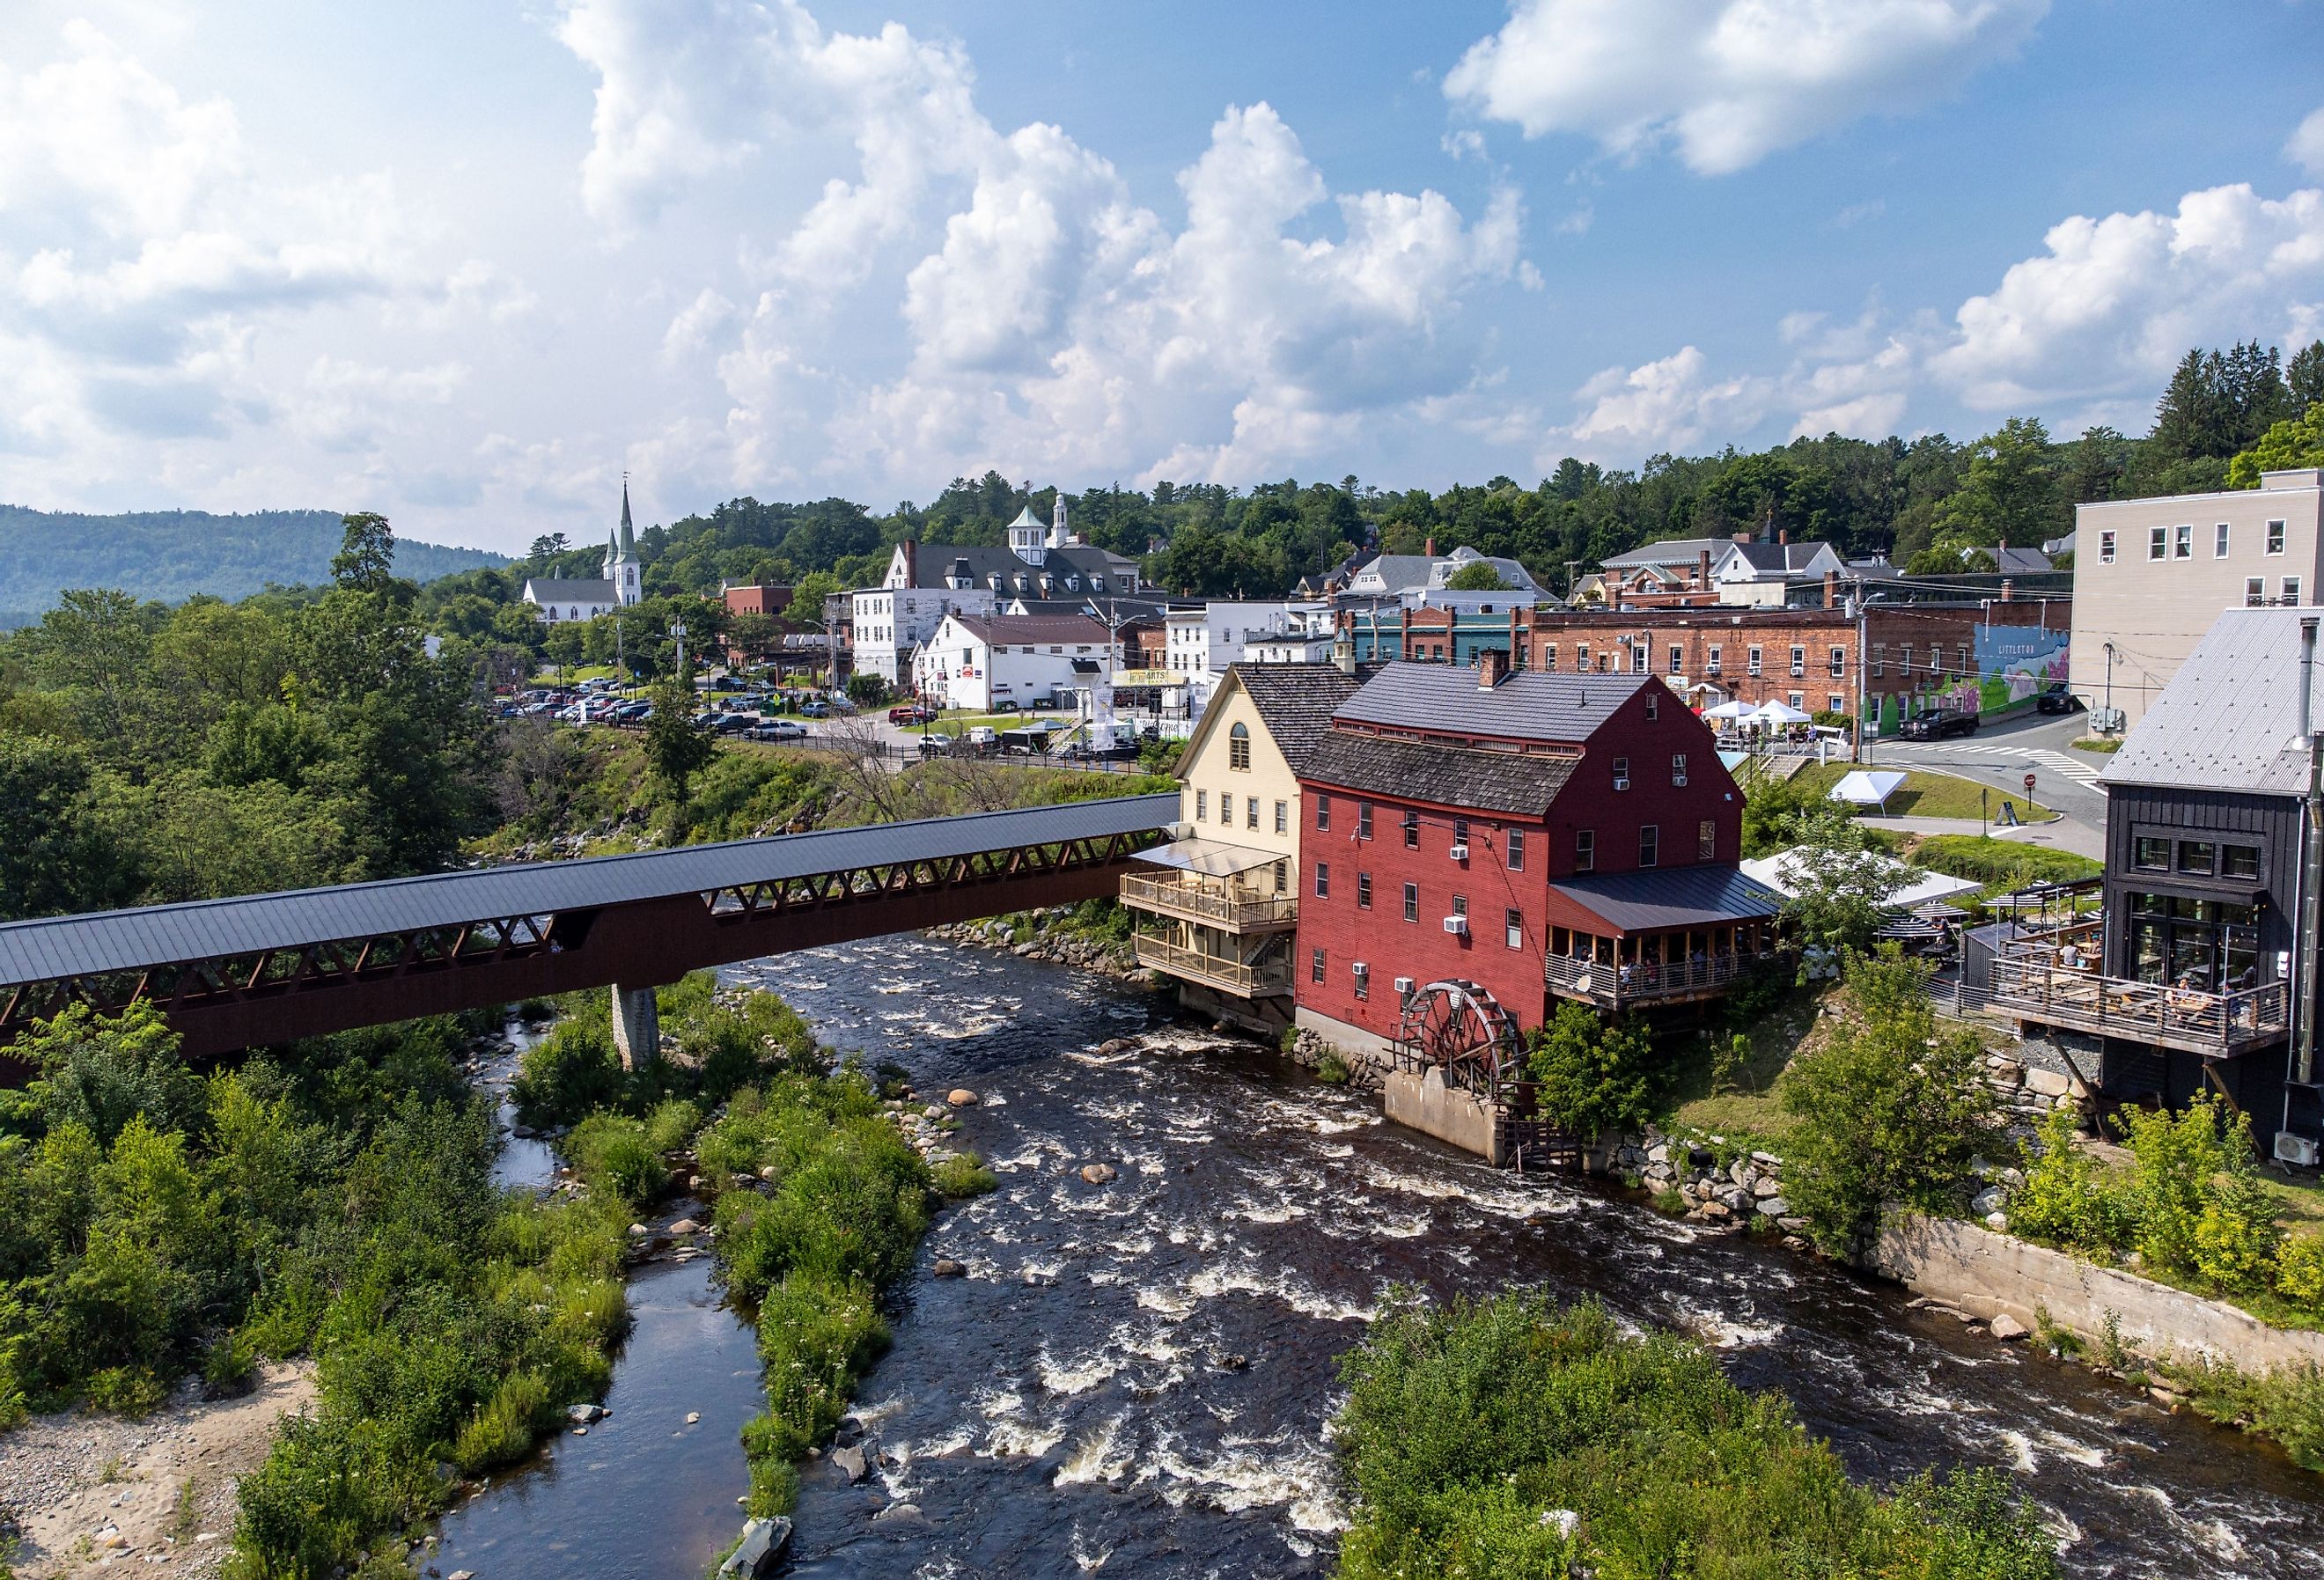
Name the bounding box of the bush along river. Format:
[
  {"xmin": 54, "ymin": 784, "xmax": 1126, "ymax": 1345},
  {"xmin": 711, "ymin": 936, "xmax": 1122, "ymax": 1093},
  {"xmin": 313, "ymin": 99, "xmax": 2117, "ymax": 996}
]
[{"xmin": 434, "ymin": 938, "xmax": 2324, "ymax": 1579}]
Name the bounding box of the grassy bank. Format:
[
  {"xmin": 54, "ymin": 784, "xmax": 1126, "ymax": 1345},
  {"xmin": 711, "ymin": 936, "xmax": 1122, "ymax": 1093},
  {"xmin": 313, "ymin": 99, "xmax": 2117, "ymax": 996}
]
[
  {"xmin": 1791, "ymin": 761, "xmax": 2056, "ymax": 822},
  {"xmin": 1333, "ymin": 1290, "xmax": 2060, "ymax": 1579},
  {"xmin": 0, "ymin": 1003, "xmax": 637, "ymax": 1579}
]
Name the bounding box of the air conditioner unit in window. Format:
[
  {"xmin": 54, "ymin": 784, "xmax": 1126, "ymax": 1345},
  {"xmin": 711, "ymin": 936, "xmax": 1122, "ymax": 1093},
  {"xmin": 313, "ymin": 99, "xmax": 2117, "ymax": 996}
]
[
  {"xmin": 1448, "ymin": 843, "xmax": 1469, "ymax": 862},
  {"xmin": 1442, "ymin": 915, "xmax": 1468, "ymax": 937},
  {"xmin": 1672, "ymin": 774, "xmax": 1688, "ymax": 787},
  {"xmin": 1394, "ymin": 976, "xmax": 1416, "ymax": 996},
  {"xmin": 1613, "ymin": 776, "xmax": 1630, "ymax": 791},
  {"xmin": 2276, "ymin": 1131, "xmax": 2320, "ymax": 1167}
]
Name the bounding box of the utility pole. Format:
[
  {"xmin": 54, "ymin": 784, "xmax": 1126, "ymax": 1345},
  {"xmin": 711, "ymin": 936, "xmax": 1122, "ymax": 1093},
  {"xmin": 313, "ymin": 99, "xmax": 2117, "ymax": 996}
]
[
  {"xmin": 2102, "ymin": 640, "xmax": 2116, "ymax": 732},
  {"xmin": 2298, "ymin": 620, "xmax": 2322, "ymax": 1100},
  {"xmin": 1851, "ymin": 576, "xmax": 1868, "ymax": 766}
]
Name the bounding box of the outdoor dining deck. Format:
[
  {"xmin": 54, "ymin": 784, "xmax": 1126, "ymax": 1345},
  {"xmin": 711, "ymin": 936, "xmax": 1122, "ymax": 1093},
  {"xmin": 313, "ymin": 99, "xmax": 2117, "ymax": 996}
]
[{"xmin": 1986, "ymin": 952, "xmax": 2289, "ymax": 1056}]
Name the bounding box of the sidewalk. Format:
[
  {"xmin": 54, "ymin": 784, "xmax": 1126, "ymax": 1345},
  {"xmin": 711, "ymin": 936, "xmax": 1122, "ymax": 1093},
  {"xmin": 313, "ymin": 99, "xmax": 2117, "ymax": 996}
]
[{"xmin": 1863, "ymin": 813, "xmax": 2105, "ymax": 861}]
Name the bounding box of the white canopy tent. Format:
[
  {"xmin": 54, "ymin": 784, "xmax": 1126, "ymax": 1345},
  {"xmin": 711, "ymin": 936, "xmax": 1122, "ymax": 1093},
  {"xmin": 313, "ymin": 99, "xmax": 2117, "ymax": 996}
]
[
  {"xmin": 1751, "ymin": 700, "xmax": 1813, "ymax": 725},
  {"xmin": 1825, "ymin": 768, "xmax": 1908, "ymax": 812},
  {"xmin": 1703, "ymin": 699, "xmax": 1757, "ymax": 722}
]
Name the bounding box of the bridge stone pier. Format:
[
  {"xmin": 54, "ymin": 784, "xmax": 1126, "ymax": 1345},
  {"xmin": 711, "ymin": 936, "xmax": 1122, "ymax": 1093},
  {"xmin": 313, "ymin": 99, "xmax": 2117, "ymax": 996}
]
[
  {"xmin": 612, "ymin": 983, "xmax": 663, "ymax": 1069},
  {"xmin": 0, "ymin": 796, "xmax": 1175, "ymax": 1073}
]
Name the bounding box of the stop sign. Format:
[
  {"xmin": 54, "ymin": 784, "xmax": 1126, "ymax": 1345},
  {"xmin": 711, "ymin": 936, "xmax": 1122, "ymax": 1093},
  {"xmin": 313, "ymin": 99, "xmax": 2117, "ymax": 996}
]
[{"xmin": 2024, "ymin": 771, "xmax": 2036, "ymax": 795}]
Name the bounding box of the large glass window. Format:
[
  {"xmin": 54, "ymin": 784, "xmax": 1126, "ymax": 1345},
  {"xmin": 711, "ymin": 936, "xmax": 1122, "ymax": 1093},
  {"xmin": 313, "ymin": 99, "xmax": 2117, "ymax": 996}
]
[
  {"xmin": 2177, "ymin": 840, "xmax": 2215, "ymax": 876},
  {"xmin": 2133, "ymin": 836, "xmax": 2169, "ymax": 871},
  {"xmin": 2223, "ymin": 844, "xmax": 2261, "ymax": 880},
  {"xmin": 2128, "ymin": 893, "xmax": 2260, "ymax": 992}
]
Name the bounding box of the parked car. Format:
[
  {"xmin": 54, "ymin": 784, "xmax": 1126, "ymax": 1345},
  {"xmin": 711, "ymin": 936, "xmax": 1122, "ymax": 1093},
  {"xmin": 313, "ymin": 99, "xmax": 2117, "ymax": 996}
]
[
  {"xmin": 1900, "ymin": 709, "xmax": 1978, "ymax": 740},
  {"xmin": 712, "ymin": 713, "xmax": 757, "ymax": 735},
  {"xmin": 800, "ymin": 702, "xmax": 831, "ymax": 718},
  {"xmin": 2034, "ymin": 684, "xmax": 2083, "ymax": 715},
  {"xmin": 888, "ymin": 703, "xmax": 933, "ymax": 724},
  {"xmin": 746, "ymin": 719, "xmax": 809, "ymax": 741}
]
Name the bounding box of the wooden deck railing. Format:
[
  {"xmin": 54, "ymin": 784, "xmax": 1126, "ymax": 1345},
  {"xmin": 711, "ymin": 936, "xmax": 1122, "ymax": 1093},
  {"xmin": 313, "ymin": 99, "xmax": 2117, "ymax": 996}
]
[
  {"xmin": 1545, "ymin": 951, "xmax": 1778, "ymax": 1005},
  {"xmin": 1130, "ymin": 935, "xmax": 1291, "ymax": 996},
  {"xmin": 1987, "ymin": 958, "xmax": 2288, "ymax": 1054},
  {"xmin": 1120, "ymin": 872, "xmax": 1298, "ymax": 931}
]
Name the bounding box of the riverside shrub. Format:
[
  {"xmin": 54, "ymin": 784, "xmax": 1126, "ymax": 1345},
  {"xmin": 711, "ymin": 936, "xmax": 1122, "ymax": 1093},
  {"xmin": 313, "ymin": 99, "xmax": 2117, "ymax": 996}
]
[
  {"xmin": 2008, "ymin": 1107, "xmax": 2134, "ymax": 1255},
  {"xmin": 1331, "ymin": 1290, "xmax": 2060, "ymax": 1580},
  {"xmin": 1779, "ymin": 949, "xmax": 1996, "ymax": 1252},
  {"xmin": 1526, "ymin": 1003, "xmax": 1662, "ymax": 1138}
]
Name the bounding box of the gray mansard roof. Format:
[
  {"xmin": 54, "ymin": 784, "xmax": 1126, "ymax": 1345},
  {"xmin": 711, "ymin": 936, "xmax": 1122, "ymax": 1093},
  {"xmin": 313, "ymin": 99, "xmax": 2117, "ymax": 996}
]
[{"xmin": 2102, "ymin": 607, "xmax": 2324, "ymax": 797}]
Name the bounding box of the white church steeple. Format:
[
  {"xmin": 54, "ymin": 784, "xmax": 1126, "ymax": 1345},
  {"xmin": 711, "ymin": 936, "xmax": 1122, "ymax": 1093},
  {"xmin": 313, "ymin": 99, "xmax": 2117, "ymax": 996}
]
[{"xmin": 603, "ymin": 474, "xmax": 644, "ymax": 606}]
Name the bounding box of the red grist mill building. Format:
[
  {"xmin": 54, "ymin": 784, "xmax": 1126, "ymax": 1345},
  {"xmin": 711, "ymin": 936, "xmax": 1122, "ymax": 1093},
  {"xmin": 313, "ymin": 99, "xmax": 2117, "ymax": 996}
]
[{"xmin": 1291, "ymin": 654, "xmax": 1783, "ymax": 1054}]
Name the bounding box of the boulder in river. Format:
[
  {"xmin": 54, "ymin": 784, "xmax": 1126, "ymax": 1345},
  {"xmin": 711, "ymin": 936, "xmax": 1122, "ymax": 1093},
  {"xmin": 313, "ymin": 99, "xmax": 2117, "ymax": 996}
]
[
  {"xmin": 1989, "ymin": 1313, "xmax": 2029, "ymax": 1341},
  {"xmin": 932, "ymin": 1258, "xmax": 968, "ymax": 1278},
  {"xmin": 946, "ymin": 1088, "xmax": 981, "ymax": 1107},
  {"xmin": 669, "ymin": 1218, "xmax": 702, "ymax": 1235},
  {"xmin": 718, "ymin": 1516, "xmax": 794, "ymax": 1577},
  {"xmin": 831, "ymin": 1444, "xmax": 867, "ymax": 1483},
  {"xmin": 1079, "ymin": 1163, "xmax": 1119, "ymax": 1185}
]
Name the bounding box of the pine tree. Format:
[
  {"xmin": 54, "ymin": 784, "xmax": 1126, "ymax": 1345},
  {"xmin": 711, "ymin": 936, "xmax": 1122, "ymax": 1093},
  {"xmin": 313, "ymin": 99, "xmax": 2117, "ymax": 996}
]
[
  {"xmin": 2291, "ymin": 339, "xmax": 2324, "ymax": 419},
  {"xmin": 2150, "ymin": 348, "xmax": 2232, "ymax": 461}
]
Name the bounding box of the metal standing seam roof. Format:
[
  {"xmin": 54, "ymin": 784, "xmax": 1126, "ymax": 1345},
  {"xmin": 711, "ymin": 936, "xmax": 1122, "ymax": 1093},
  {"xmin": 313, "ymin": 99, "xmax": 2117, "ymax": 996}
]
[
  {"xmin": 1550, "ymin": 865, "xmax": 1785, "ymax": 932},
  {"xmin": 0, "ymin": 794, "xmax": 1180, "ymax": 985},
  {"xmin": 2101, "ymin": 607, "xmax": 2324, "ymax": 797},
  {"xmin": 1334, "ymin": 661, "xmax": 1650, "ymax": 744}
]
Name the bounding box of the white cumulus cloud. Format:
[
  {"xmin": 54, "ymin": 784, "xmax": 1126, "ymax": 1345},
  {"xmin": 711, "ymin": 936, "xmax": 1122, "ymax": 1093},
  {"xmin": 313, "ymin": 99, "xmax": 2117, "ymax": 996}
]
[
  {"xmin": 1445, "ymin": 0, "xmax": 2048, "ymax": 175},
  {"xmin": 1554, "ymin": 345, "xmax": 1773, "ymax": 460},
  {"xmin": 2287, "ymin": 106, "xmax": 2324, "ymax": 179}
]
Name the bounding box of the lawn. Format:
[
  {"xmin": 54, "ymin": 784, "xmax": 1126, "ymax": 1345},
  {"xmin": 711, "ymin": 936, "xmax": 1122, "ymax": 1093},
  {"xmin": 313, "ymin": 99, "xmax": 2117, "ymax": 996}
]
[{"xmin": 1790, "ymin": 761, "xmax": 2055, "ymax": 822}]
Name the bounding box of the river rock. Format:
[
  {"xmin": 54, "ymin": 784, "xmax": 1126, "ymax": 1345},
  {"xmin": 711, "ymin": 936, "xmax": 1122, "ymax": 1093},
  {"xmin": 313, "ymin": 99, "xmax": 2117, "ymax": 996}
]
[
  {"xmin": 873, "ymin": 1502, "xmax": 926, "ymax": 1524},
  {"xmin": 1697, "ymin": 1200, "xmax": 1733, "ymax": 1221},
  {"xmin": 1989, "ymin": 1313, "xmax": 2029, "ymax": 1341},
  {"xmin": 718, "ymin": 1516, "xmax": 794, "ymax": 1577},
  {"xmin": 831, "ymin": 1444, "xmax": 867, "ymax": 1483},
  {"xmin": 2024, "ymin": 1067, "xmax": 2072, "ymax": 1099},
  {"xmin": 1752, "ymin": 1176, "xmax": 1783, "ymax": 1198},
  {"xmin": 568, "ymin": 1402, "xmax": 608, "ymax": 1423},
  {"xmin": 1970, "ymin": 1187, "xmax": 2006, "ymax": 1216},
  {"xmin": 1985, "ymin": 1211, "xmax": 2009, "ymax": 1231},
  {"xmin": 1645, "ymin": 1143, "xmax": 1671, "ymax": 1165},
  {"xmin": 670, "ymin": 1218, "xmax": 703, "ymax": 1235},
  {"xmin": 1755, "ymin": 1197, "xmax": 1789, "ymax": 1217},
  {"xmin": 1079, "ymin": 1163, "xmax": 1119, "ymax": 1185},
  {"xmin": 946, "ymin": 1089, "xmax": 981, "ymax": 1107},
  {"xmin": 932, "ymin": 1258, "xmax": 967, "ymax": 1277},
  {"xmin": 686, "ymin": 1411, "xmax": 702, "ymax": 1424}
]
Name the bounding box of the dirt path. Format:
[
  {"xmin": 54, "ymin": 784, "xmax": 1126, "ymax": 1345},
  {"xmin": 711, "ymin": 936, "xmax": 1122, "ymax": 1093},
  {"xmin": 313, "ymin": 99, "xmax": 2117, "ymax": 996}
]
[{"xmin": 0, "ymin": 1363, "xmax": 314, "ymax": 1577}]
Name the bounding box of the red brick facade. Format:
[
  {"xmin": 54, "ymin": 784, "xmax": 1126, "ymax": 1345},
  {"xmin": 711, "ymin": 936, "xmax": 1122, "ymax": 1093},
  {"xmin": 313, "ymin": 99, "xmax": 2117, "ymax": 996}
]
[
  {"xmin": 1293, "ymin": 676, "xmax": 1741, "ymax": 1043},
  {"xmin": 1363, "ymin": 599, "xmax": 2070, "ymax": 721}
]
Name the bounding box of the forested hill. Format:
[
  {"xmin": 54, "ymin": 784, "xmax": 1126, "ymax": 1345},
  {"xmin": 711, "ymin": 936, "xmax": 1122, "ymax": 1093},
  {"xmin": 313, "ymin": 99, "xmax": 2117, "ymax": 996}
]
[{"xmin": 0, "ymin": 503, "xmax": 506, "ymax": 623}]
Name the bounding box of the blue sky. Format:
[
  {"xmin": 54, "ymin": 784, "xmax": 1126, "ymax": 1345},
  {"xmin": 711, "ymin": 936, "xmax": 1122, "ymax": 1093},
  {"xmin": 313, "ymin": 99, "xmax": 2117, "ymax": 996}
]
[{"xmin": 2, "ymin": 0, "xmax": 2320, "ymax": 553}]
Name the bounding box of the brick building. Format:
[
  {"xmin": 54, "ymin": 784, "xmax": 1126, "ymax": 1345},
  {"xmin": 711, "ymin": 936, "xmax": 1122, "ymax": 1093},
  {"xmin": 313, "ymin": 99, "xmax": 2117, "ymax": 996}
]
[
  {"xmin": 1291, "ymin": 658, "xmax": 1781, "ymax": 1055},
  {"xmin": 1338, "ymin": 591, "xmax": 2071, "ymax": 735}
]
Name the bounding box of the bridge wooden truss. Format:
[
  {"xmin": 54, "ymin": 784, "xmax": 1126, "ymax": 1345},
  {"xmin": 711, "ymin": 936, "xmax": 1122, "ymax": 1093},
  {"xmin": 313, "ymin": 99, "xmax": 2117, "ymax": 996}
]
[{"xmin": 0, "ymin": 796, "xmax": 1173, "ymax": 1069}]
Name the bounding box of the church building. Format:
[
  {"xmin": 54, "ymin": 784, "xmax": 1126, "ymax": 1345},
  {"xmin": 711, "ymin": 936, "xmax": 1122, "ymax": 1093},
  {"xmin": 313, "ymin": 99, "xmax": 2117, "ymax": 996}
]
[{"xmin": 523, "ymin": 482, "xmax": 647, "ymax": 622}]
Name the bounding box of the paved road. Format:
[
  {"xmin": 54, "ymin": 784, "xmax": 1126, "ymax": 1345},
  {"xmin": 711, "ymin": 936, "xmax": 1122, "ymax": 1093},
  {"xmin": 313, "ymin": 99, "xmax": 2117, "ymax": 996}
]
[{"xmin": 1862, "ymin": 709, "xmax": 2114, "ymax": 841}]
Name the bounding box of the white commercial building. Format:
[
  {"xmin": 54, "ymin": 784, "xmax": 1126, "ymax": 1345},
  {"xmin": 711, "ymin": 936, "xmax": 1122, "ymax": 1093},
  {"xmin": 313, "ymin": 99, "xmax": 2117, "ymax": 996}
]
[
  {"xmin": 913, "ymin": 613, "xmax": 1122, "ymax": 713},
  {"xmin": 2070, "ymin": 468, "xmax": 2324, "ymax": 729}
]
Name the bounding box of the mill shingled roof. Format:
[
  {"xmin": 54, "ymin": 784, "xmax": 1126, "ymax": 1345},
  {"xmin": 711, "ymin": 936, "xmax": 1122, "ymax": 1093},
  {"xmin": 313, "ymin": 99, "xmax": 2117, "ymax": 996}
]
[
  {"xmin": 1229, "ymin": 662, "xmax": 1361, "ymax": 774},
  {"xmin": 1299, "ymin": 731, "xmax": 1578, "ymax": 815}
]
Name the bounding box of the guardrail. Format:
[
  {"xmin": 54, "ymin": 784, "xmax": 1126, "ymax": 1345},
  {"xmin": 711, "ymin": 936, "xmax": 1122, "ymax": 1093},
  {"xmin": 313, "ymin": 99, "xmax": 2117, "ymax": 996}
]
[
  {"xmin": 1120, "ymin": 873, "xmax": 1297, "ymax": 930},
  {"xmin": 1129, "ymin": 935, "xmax": 1291, "ymax": 996},
  {"xmin": 1545, "ymin": 951, "xmax": 1779, "ymax": 1005},
  {"xmin": 1986, "ymin": 958, "xmax": 2288, "ymax": 1054}
]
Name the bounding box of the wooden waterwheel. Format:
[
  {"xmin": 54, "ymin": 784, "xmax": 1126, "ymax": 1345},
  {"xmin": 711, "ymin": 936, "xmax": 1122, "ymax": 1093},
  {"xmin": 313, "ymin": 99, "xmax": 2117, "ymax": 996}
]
[{"xmin": 1395, "ymin": 979, "xmax": 1524, "ymax": 1097}]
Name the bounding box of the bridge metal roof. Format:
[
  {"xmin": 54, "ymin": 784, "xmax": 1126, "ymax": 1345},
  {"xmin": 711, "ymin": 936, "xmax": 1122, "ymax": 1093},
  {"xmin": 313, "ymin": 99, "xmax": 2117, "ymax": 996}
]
[{"xmin": 0, "ymin": 794, "xmax": 1178, "ymax": 985}]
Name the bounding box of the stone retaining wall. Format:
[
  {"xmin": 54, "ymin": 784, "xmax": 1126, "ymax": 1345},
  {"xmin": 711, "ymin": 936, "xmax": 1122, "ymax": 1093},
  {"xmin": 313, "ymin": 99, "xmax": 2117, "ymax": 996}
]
[{"xmin": 1869, "ymin": 1215, "xmax": 2324, "ymax": 1372}]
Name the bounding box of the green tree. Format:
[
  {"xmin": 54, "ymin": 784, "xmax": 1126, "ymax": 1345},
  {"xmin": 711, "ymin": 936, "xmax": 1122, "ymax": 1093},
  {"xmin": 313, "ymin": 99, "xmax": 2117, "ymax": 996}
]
[
  {"xmin": 0, "ymin": 733, "xmax": 137, "ymax": 921},
  {"xmin": 2226, "ymin": 403, "xmax": 2324, "ymax": 488},
  {"xmin": 1779, "ymin": 949, "xmax": 1996, "ymax": 1251},
  {"xmin": 2290, "ymin": 339, "xmax": 2324, "ymax": 417},
  {"xmin": 1926, "ymin": 417, "xmax": 2063, "ymax": 556},
  {"xmin": 328, "ymin": 511, "xmax": 412, "ymax": 604},
  {"xmin": 1526, "ymin": 1004, "xmax": 1660, "ymax": 1138},
  {"xmin": 1442, "ymin": 560, "xmax": 1511, "ymax": 592},
  {"xmin": 644, "ymin": 677, "xmax": 715, "ymax": 805}
]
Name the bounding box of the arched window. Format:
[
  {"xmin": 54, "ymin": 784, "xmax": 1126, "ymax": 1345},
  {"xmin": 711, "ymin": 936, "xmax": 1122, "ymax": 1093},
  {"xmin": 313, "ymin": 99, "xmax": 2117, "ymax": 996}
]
[
  {"xmin": 1228, "ymin": 721, "xmax": 1251, "ymax": 771},
  {"xmin": 568, "ymin": 606, "xmax": 579, "ymax": 620}
]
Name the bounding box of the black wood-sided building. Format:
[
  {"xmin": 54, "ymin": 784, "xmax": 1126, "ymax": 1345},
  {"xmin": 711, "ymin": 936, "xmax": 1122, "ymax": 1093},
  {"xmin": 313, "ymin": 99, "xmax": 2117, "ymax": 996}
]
[{"xmin": 2093, "ymin": 608, "xmax": 2323, "ymax": 1143}]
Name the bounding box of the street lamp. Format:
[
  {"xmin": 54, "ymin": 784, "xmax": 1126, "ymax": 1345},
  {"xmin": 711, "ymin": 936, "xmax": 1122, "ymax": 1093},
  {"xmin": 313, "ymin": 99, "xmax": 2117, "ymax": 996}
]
[{"xmin": 670, "ymin": 619, "xmax": 689, "ymax": 708}]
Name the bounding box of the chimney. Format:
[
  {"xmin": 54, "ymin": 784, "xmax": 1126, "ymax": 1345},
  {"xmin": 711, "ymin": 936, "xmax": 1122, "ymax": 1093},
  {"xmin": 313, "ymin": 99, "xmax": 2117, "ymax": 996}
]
[
  {"xmin": 1999, "ymin": 578, "xmax": 2015, "ymax": 603},
  {"xmin": 1778, "ymin": 527, "xmax": 1789, "ymax": 547},
  {"xmin": 1823, "ymin": 570, "xmax": 1837, "ymax": 610},
  {"xmin": 1696, "ymin": 548, "xmax": 1711, "ymax": 591},
  {"xmin": 1477, "ymin": 647, "xmax": 1510, "ymax": 689},
  {"xmin": 1424, "ymin": 537, "xmax": 1437, "ymax": 558},
  {"xmin": 1732, "ymin": 532, "xmax": 1752, "ymax": 545},
  {"xmin": 902, "ymin": 539, "xmax": 918, "ymax": 585}
]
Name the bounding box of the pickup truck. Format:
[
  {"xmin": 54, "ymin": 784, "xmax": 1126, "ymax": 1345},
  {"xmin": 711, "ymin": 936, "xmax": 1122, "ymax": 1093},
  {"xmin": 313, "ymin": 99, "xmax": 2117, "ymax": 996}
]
[{"xmin": 1900, "ymin": 709, "xmax": 1978, "ymax": 740}]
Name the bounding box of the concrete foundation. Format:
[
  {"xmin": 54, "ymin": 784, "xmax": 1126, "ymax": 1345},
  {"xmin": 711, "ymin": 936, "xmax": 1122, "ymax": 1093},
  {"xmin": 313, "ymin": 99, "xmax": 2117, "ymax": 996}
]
[
  {"xmin": 1869, "ymin": 1214, "xmax": 2324, "ymax": 1371},
  {"xmin": 1383, "ymin": 1064, "xmax": 1505, "ymax": 1165},
  {"xmin": 611, "ymin": 982, "xmax": 662, "ymax": 1070}
]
